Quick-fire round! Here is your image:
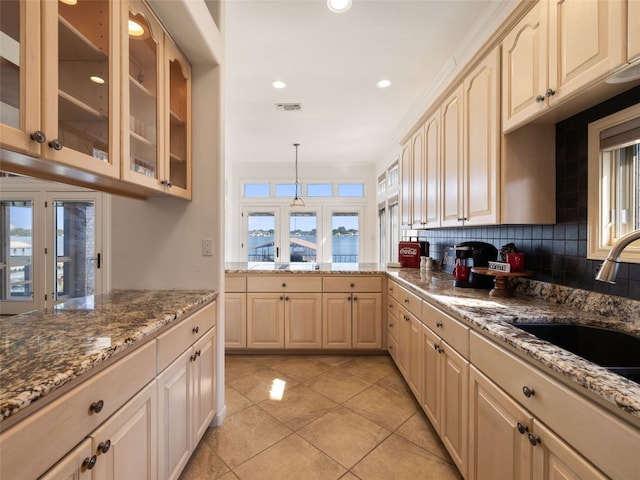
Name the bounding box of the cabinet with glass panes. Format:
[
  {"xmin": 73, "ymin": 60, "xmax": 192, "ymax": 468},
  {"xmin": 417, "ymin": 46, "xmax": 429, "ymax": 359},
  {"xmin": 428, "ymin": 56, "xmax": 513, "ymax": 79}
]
[
  {"xmin": 123, "ymin": 0, "xmax": 191, "ymax": 199},
  {"xmin": 1, "ymin": 0, "xmax": 192, "ymax": 200},
  {"xmin": 1, "ymin": 0, "xmax": 120, "ymax": 179}
]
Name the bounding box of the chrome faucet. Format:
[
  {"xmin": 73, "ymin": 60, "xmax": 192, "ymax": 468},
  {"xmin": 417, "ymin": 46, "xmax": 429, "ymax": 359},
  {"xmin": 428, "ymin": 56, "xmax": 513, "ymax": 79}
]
[{"xmin": 595, "ymin": 229, "xmax": 640, "ymax": 283}]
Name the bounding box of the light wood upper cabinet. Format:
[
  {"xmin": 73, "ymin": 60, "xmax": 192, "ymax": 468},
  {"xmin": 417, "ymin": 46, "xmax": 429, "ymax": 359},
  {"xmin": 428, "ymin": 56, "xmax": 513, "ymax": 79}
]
[
  {"xmin": 424, "ymin": 109, "xmax": 440, "ymax": 228},
  {"xmin": 629, "ymin": 0, "xmax": 640, "ymax": 62},
  {"xmin": 463, "ymin": 47, "xmax": 500, "ymax": 226},
  {"xmin": 123, "ymin": 1, "xmax": 192, "ymax": 199},
  {"xmin": 0, "ymin": 0, "xmax": 122, "ymax": 177},
  {"xmin": 502, "ymin": 1, "xmax": 548, "ymax": 132},
  {"xmin": 503, "ymin": 0, "xmax": 627, "ymax": 132},
  {"xmin": 400, "ymin": 140, "xmax": 412, "ymax": 228},
  {"xmin": 0, "ymin": 0, "xmax": 42, "ymax": 157},
  {"xmin": 440, "ymin": 84, "xmax": 464, "ymax": 227},
  {"xmin": 410, "ymin": 126, "xmax": 426, "ymax": 228}
]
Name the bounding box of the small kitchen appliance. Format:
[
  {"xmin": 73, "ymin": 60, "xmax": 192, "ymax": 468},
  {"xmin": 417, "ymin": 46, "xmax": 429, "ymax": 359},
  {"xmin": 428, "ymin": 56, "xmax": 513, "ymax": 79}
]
[{"xmin": 452, "ymin": 241, "xmax": 498, "ymax": 289}]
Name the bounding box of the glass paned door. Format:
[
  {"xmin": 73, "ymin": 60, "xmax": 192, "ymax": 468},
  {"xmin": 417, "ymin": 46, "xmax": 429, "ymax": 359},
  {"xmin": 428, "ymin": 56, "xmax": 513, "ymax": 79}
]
[
  {"xmin": 167, "ymin": 42, "xmax": 190, "ymax": 194},
  {"xmin": 245, "ymin": 210, "xmax": 279, "ymax": 262},
  {"xmin": 332, "ymin": 212, "xmax": 359, "ymax": 263},
  {"xmin": 128, "ymin": 2, "xmax": 160, "ymax": 183},
  {"xmin": 56, "ymin": 0, "xmax": 111, "ymax": 159},
  {"xmin": 0, "ymin": 200, "xmax": 34, "ymax": 302},
  {"xmin": 50, "ymin": 199, "xmax": 97, "ymax": 303},
  {"xmin": 0, "ymin": 0, "xmax": 21, "ymax": 130},
  {"xmin": 289, "ymin": 212, "xmax": 317, "ymax": 262}
]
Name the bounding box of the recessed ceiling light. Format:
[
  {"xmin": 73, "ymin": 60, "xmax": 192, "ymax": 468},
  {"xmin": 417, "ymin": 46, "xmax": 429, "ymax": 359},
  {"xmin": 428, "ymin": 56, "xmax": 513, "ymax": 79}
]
[
  {"xmin": 272, "ymin": 80, "xmax": 287, "ymax": 89},
  {"xmin": 128, "ymin": 19, "xmax": 146, "ymax": 37},
  {"xmin": 60, "ymin": 0, "xmax": 78, "ymax": 5},
  {"xmin": 327, "ymin": 0, "xmax": 352, "ymax": 13},
  {"xmin": 376, "ymin": 79, "xmax": 392, "ymax": 89},
  {"xmin": 90, "ymin": 76, "xmax": 105, "ymax": 84}
]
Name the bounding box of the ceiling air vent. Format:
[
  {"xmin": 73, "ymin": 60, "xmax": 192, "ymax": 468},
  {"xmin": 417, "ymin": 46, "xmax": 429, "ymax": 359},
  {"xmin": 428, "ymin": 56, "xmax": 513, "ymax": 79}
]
[{"xmin": 275, "ymin": 103, "xmax": 302, "ymax": 111}]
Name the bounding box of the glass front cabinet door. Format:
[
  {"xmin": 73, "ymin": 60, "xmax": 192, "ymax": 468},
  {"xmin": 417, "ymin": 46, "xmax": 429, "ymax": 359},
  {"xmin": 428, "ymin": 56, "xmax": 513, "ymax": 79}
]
[
  {"xmin": 0, "ymin": 0, "xmax": 42, "ymax": 157},
  {"xmin": 41, "ymin": 0, "xmax": 121, "ymax": 178}
]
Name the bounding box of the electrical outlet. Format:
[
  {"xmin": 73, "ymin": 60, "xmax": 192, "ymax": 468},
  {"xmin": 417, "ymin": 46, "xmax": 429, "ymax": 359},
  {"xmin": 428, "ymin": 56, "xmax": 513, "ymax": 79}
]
[{"xmin": 202, "ymin": 238, "xmax": 213, "ymax": 256}]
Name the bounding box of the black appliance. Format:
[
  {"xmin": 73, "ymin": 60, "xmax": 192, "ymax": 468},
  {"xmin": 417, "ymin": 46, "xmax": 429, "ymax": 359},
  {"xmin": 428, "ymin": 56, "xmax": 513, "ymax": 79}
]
[{"xmin": 453, "ymin": 241, "xmax": 498, "ymax": 289}]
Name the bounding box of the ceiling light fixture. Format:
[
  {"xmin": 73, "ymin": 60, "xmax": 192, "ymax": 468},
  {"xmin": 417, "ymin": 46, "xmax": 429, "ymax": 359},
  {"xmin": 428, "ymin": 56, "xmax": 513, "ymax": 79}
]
[
  {"xmin": 291, "ymin": 143, "xmax": 305, "ymax": 207},
  {"xmin": 376, "ymin": 79, "xmax": 392, "ymax": 89},
  {"xmin": 272, "ymin": 80, "xmax": 286, "ymax": 89},
  {"xmin": 327, "ymin": 0, "xmax": 352, "ymax": 13},
  {"xmin": 90, "ymin": 75, "xmax": 105, "ymax": 84},
  {"xmin": 60, "ymin": 0, "xmax": 78, "ymax": 5}
]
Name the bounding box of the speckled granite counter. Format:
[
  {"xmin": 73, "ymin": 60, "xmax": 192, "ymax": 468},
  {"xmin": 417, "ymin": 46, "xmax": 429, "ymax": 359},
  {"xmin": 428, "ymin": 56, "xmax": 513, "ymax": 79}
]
[
  {"xmin": 225, "ymin": 262, "xmax": 384, "ymax": 274},
  {"xmin": 387, "ymin": 269, "xmax": 640, "ymax": 423},
  {"xmin": 0, "ymin": 290, "xmax": 216, "ymax": 425}
]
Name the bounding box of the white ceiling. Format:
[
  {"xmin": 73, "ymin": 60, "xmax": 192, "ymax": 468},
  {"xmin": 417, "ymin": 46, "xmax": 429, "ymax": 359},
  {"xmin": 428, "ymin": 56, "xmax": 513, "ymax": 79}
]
[{"xmin": 224, "ymin": 0, "xmax": 518, "ymax": 170}]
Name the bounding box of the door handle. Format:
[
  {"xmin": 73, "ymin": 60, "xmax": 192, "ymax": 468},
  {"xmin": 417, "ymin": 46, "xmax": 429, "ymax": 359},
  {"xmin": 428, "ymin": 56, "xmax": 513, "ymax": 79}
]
[{"xmin": 96, "ymin": 253, "xmax": 101, "ymax": 269}]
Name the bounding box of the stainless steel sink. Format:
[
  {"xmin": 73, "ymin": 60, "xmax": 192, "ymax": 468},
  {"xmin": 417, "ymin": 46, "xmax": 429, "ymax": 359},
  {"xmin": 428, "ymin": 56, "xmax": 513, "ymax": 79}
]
[{"xmin": 513, "ymin": 323, "xmax": 640, "ymax": 383}]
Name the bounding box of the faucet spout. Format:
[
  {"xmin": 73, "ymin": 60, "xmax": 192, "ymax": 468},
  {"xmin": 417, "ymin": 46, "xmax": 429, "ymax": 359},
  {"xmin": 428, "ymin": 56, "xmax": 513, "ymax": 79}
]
[{"xmin": 595, "ymin": 229, "xmax": 640, "ymax": 283}]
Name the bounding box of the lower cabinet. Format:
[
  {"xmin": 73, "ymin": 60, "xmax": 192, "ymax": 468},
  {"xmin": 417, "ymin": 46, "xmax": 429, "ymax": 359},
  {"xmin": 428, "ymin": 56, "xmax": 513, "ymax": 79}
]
[
  {"xmin": 323, "ymin": 292, "xmax": 382, "ymax": 349},
  {"xmin": 247, "ymin": 292, "xmax": 322, "ymax": 348},
  {"xmin": 90, "ymin": 381, "xmax": 158, "ymax": 480},
  {"xmin": 157, "ymin": 326, "xmax": 216, "ymax": 480},
  {"xmin": 469, "ymin": 366, "xmax": 608, "ymax": 480},
  {"xmin": 224, "ymin": 292, "xmax": 246, "ymax": 348},
  {"xmin": 421, "ymin": 324, "xmax": 469, "ymax": 478},
  {"xmin": 39, "ymin": 439, "xmax": 93, "ymax": 480}
]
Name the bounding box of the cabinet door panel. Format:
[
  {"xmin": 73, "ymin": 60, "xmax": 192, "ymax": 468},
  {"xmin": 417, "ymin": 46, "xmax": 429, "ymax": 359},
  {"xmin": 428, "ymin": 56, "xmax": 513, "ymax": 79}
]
[
  {"xmin": 400, "ymin": 141, "xmax": 412, "ymax": 228},
  {"xmin": 39, "ymin": 439, "xmax": 92, "ymax": 480},
  {"xmin": 407, "ymin": 316, "xmax": 423, "ymax": 399},
  {"xmin": 469, "ymin": 366, "xmax": 532, "ymax": 480},
  {"xmin": 421, "ymin": 325, "xmax": 441, "ymax": 431},
  {"xmin": 353, "ymin": 293, "xmax": 382, "ymax": 349},
  {"xmin": 323, "ymin": 294, "xmax": 352, "ymax": 348},
  {"xmin": 463, "ymin": 47, "xmax": 499, "ymax": 226},
  {"xmin": 192, "ymin": 328, "xmax": 216, "ymax": 445},
  {"xmin": 247, "ymin": 293, "xmax": 284, "ymax": 348},
  {"xmin": 411, "ymin": 126, "xmax": 425, "ymax": 227},
  {"xmin": 285, "ymin": 293, "xmax": 322, "ymax": 348},
  {"xmin": 501, "ymin": 1, "xmax": 548, "ymax": 131},
  {"xmin": 91, "ymin": 380, "xmax": 157, "ymax": 480},
  {"xmin": 441, "ymin": 85, "xmax": 464, "ymax": 227},
  {"xmin": 424, "ymin": 110, "xmax": 440, "ymax": 227},
  {"xmin": 630, "ymin": 0, "xmax": 640, "ymax": 62},
  {"xmin": 157, "ymin": 350, "xmax": 191, "ymax": 480},
  {"xmin": 548, "ymin": 0, "xmax": 626, "ymax": 104},
  {"xmin": 225, "ymin": 292, "xmax": 246, "ymax": 348}
]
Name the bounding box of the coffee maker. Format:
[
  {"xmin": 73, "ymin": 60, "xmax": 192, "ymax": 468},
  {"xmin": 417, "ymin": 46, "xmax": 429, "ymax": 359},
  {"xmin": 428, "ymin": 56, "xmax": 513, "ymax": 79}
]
[{"xmin": 453, "ymin": 241, "xmax": 498, "ymax": 289}]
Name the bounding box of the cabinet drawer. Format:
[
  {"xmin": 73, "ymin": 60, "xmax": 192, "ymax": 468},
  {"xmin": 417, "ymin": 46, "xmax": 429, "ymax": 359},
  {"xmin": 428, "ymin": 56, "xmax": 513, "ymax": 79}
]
[
  {"xmin": 0, "ymin": 341, "xmax": 156, "ymax": 480},
  {"xmin": 157, "ymin": 301, "xmax": 216, "ymax": 372},
  {"xmin": 323, "ymin": 275, "xmax": 382, "ymax": 292},
  {"xmin": 225, "ymin": 274, "xmax": 246, "ymax": 292},
  {"xmin": 422, "ymin": 301, "xmax": 469, "ymax": 358},
  {"xmin": 470, "ymin": 331, "xmax": 640, "ymax": 480},
  {"xmin": 387, "ymin": 280, "xmax": 421, "ymax": 318},
  {"xmin": 247, "ymin": 275, "xmax": 322, "ymax": 292}
]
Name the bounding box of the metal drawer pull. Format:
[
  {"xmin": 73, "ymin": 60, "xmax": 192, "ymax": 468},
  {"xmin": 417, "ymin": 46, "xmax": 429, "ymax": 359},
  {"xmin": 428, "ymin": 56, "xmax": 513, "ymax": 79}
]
[
  {"xmin": 192, "ymin": 326, "xmax": 199, "ymax": 334},
  {"xmin": 435, "ymin": 321, "xmax": 443, "ymax": 328},
  {"xmin": 522, "ymin": 386, "xmax": 535, "ymax": 398},
  {"xmin": 517, "ymin": 422, "xmax": 528, "ymax": 434},
  {"xmin": 528, "ymin": 433, "xmax": 541, "ymax": 446},
  {"xmin": 98, "ymin": 440, "xmax": 111, "ymax": 454},
  {"xmin": 83, "ymin": 455, "xmax": 97, "ymax": 470},
  {"xmin": 89, "ymin": 400, "xmax": 104, "ymax": 414}
]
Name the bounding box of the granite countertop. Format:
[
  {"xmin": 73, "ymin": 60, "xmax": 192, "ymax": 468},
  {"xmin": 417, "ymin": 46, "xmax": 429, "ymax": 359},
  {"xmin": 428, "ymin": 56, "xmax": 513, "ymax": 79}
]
[
  {"xmin": 225, "ymin": 262, "xmax": 385, "ymax": 274},
  {"xmin": 387, "ymin": 269, "xmax": 640, "ymax": 422},
  {"xmin": 0, "ymin": 289, "xmax": 216, "ymax": 425}
]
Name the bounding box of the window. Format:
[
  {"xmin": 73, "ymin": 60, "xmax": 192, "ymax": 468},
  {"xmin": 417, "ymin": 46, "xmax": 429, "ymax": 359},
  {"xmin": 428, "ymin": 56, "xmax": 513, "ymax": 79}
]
[
  {"xmin": 307, "ymin": 183, "xmax": 332, "ymax": 197},
  {"xmin": 337, "ymin": 183, "xmax": 364, "ymax": 197},
  {"xmin": 378, "ymin": 204, "xmax": 386, "ymax": 264},
  {"xmin": 1, "ymin": 199, "xmax": 34, "ymax": 301},
  {"xmin": 377, "ymin": 174, "xmax": 386, "ymax": 196},
  {"xmin": 289, "ymin": 212, "xmax": 317, "ymax": 262},
  {"xmin": 388, "ymin": 162, "xmax": 399, "ymax": 190},
  {"xmin": 275, "ymin": 183, "xmax": 298, "ymax": 197},
  {"xmin": 246, "ymin": 211, "xmax": 277, "ymax": 261},
  {"xmin": 244, "ymin": 183, "xmax": 270, "ymax": 197},
  {"xmin": 389, "ymin": 198, "xmax": 399, "ymax": 262},
  {"xmin": 332, "ymin": 212, "xmax": 359, "ymax": 263}
]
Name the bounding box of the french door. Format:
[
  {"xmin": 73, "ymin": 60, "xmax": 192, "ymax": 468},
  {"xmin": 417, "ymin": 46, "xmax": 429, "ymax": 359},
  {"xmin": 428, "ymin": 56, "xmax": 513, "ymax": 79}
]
[{"xmin": 0, "ymin": 185, "xmax": 106, "ymax": 314}]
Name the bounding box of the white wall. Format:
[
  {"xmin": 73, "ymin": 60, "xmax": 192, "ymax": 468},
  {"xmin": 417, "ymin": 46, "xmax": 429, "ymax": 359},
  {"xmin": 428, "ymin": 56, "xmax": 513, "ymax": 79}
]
[{"xmin": 226, "ymin": 161, "xmax": 379, "ymax": 263}]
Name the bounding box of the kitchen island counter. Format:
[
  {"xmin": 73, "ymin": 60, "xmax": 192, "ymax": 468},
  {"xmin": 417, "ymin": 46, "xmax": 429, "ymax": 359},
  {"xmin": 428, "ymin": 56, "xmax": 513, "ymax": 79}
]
[{"xmin": 0, "ymin": 289, "xmax": 216, "ymax": 427}]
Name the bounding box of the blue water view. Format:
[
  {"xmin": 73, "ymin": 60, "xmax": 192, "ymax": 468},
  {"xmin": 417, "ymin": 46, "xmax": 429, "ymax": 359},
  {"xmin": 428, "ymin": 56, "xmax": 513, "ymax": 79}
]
[{"xmin": 248, "ymin": 234, "xmax": 358, "ymax": 262}]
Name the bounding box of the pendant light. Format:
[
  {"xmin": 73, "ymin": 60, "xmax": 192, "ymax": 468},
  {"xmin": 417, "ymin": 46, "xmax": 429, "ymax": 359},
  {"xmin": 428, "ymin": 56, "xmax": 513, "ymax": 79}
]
[{"xmin": 291, "ymin": 143, "xmax": 305, "ymax": 207}]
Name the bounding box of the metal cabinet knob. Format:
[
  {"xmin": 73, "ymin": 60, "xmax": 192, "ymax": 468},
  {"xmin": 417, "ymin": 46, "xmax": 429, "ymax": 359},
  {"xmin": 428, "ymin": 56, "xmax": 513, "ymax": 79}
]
[
  {"xmin": 98, "ymin": 440, "xmax": 111, "ymax": 454},
  {"xmin": 89, "ymin": 400, "xmax": 104, "ymax": 414},
  {"xmin": 48, "ymin": 139, "xmax": 63, "ymax": 151},
  {"xmin": 30, "ymin": 131, "xmax": 46, "ymax": 143},
  {"xmin": 83, "ymin": 455, "xmax": 97, "ymax": 470},
  {"xmin": 192, "ymin": 326, "xmax": 199, "ymax": 334},
  {"xmin": 435, "ymin": 321, "xmax": 443, "ymax": 328},
  {"xmin": 522, "ymin": 386, "xmax": 535, "ymax": 398},
  {"xmin": 545, "ymin": 88, "xmax": 555, "ymax": 97},
  {"xmin": 517, "ymin": 422, "xmax": 528, "ymax": 434},
  {"xmin": 528, "ymin": 433, "xmax": 541, "ymax": 446},
  {"xmin": 535, "ymin": 94, "xmax": 545, "ymax": 103}
]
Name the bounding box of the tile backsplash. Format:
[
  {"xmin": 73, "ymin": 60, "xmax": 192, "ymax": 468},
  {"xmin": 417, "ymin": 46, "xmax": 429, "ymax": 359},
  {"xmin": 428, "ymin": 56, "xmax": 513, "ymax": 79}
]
[{"xmin": 411, "ymin": 85, "xmax": 640, "ymax": 301}]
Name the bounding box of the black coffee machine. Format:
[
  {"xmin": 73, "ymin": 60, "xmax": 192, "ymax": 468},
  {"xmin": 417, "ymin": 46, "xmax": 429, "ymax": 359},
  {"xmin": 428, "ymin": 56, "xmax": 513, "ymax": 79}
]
[{"xmin": 453, "ymin": 241, "xmax": 498, "ymax": 289}]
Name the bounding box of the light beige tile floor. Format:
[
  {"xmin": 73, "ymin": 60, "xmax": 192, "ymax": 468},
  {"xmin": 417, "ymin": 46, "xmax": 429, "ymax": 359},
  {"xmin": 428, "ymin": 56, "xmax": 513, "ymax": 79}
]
[{"xmin": 179, "ymin": 354, "xmax": 463, "ymax": 480}]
